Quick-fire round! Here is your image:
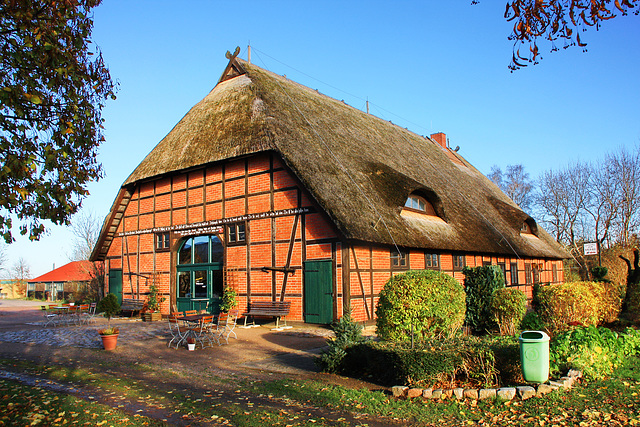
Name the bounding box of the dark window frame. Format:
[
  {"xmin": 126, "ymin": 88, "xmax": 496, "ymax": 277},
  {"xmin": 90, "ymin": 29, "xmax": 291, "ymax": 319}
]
[
  {"xmin": 521, "ymin": 222, "xmax": 532, "ymax": 234},
  {"xmin": 155, "ymin": 232, "xmax": 170, "ymax": 252},
  {"xmin": 498, "ymin": 262, "xmax": 507, "ymax": 284},
  {"xmin": 533, "ymin": 264, "xmax": 541, "ymax": 284},
  {"xmin": 453, "ymin": 253, "xmax": 465, "ymax": 271},
  {"xmin": 226, "ymin": 221, "xmax": 247, "ymax": 246},
  {"xmin": 510, "ymin": 262, "xmax": 519, "ymax": 285},
  {"xmin": 425, "ymin": 253, "xmax": 440, "ymax": 270},
  {"xmin": 525, "ymin": 263, "xmax": 533, "ymax": 284},
  {"xmin": 391, "ymin": 247, "xmax": 409, "ymax": 269}
]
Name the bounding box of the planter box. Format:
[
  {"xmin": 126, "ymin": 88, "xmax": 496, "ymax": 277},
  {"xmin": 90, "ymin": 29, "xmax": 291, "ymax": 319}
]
[{"xmin": 142, "ymin": 312, "xmax": 162, "ymax": 322}]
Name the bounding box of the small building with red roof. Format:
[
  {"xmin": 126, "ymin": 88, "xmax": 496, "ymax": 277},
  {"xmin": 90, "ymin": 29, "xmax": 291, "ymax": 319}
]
[{"xmin": 28, "ymin": 261, "xmax": 99, "ymax": 301}]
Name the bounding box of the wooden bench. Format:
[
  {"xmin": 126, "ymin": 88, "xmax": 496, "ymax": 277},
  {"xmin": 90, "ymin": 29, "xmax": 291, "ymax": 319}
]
[
  {"xmin": 120, "ymin": 298, "xmax": 145, "ymax": 316},
  {"xmin": 242, "ymin": 300, "xmax": 291, "ymax": 329}
]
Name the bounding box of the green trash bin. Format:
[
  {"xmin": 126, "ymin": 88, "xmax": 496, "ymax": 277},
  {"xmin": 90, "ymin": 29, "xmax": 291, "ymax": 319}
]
[{"xmin": 519, "ymin": 330, "xmax": 550, "ymax": 383}]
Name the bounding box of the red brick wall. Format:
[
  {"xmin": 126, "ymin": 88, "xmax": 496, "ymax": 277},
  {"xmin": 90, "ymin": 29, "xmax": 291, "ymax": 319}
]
[
  {"xmin": 105, "ymin": 152, "xmax": 340, "ymax": 320},
  {"xmin": 104, "ymin": 151, "xmax": 564, "ymax": 322},
  {"xmin": 342, "ymin": 243, "xmax": 565, "ymax": 323}
]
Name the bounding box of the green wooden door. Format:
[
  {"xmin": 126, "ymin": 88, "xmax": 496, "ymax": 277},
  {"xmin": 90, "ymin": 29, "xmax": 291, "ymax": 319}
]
[
  {"xmin": 304, "ymin": 260, "xmax": 333, "ymax": 324},
  {"xmin": 108, "ymin": 269, "xmax": 123, "ymax": 306}
]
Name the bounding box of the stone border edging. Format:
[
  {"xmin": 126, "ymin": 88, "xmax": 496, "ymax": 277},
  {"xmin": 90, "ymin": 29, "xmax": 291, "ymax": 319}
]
[{"xmin": 392, "ymin": 369, "xmax": 583, "ymax": 401}]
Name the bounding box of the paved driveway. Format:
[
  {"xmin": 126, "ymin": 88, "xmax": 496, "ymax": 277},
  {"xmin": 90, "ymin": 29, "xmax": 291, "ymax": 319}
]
[{"xmin": 0, "ymin": 299, "xmax": 335, "ymax": 376}]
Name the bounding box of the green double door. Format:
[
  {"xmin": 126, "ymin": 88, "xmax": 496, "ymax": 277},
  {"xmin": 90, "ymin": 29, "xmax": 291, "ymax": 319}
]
[
  {"xmin": 304, "ymin": 260, "xmax": 334, "ymax": 324},
  {"xmin": 176, "ymin": 267, "xmax": 223, "ymax": 314},
  {"xmin": 176, "ymin": 235, "xmax": 224, "ymax": 314}
]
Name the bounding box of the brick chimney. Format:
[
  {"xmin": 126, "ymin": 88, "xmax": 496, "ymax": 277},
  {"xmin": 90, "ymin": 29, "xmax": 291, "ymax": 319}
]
[{"xmin": 430, "ymin": 132, "xmax": 447, "ymax": 148}]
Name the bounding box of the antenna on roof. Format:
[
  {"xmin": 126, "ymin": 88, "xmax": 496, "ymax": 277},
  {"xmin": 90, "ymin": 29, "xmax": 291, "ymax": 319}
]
[
  {"xmin": 247, "ymin": 43, "xmax": 251, "ymax": 64},
  {"xmin": 366, "ymin": 98, "xmax": 369, "ymax": 114}
]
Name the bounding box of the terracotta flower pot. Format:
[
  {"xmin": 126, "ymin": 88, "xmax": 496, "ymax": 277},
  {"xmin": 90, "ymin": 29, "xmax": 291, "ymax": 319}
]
[{"xmin": 100, "ymin": 333, "xmax": 119, "ymax": 350}]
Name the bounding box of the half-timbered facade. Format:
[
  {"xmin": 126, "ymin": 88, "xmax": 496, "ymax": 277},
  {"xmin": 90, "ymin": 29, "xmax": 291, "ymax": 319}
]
[{"xmin": 91, "ymin": 51, "xmax": 568, "ymax": 324}]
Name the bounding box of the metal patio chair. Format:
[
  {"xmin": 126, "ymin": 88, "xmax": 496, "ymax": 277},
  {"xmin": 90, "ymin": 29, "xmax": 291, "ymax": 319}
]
[
  {"xmin": 167, "ymin": 315, "xmax": 189, "ymax": 349},
  {"xmin": 212, "ymin": 310, "xmax": 238, "ymax": 345},
  {"xmin": 41, "ymin": 305, "xmax": 57, "ymax": 328}
]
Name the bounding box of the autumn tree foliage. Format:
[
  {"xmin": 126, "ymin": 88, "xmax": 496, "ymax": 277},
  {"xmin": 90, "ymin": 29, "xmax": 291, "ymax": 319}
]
[
  {"xmin": 473, "ymin": 1, "xmax": 639, "ymax": 68},
  {"xmin": 504, "ymin": 0, "xmax": 639, "ymax": 69},
  {"xmin": 0, "ymin": 0, "xmax": 115, "ymax": 243}
]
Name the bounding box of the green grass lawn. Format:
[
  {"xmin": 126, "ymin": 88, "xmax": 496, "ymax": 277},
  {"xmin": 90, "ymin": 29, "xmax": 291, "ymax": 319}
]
[
  {"xmin": 1, "ymin": 355, "xmax": 639, "ymax": 426},
  {"xmin": 0, "ymin": 379, "xmax": 166, "ymax": 426}
]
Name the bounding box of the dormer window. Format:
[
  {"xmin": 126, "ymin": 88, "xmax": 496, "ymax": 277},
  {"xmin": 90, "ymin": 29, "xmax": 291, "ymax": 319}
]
[
  {"xmin": 404, "ymin": 195, "xmax": 437, "ymax": 217},
  {"xmin": 521, "ymin": 218, "xmax": 537, "ymax": 236}
]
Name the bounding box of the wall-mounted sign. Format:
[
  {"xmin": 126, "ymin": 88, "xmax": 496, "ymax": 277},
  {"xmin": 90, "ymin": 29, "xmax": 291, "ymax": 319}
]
[
  {"xmin": 584, "ymin": 242, "xmax": 598, "ymax": 256},
  {"xmin": 174, "ymin": 226, "xmax": 224, "ymax": 237},
  {"xmin": 117, "ymin": 207, "xmax": 314, "ymax": 237}
]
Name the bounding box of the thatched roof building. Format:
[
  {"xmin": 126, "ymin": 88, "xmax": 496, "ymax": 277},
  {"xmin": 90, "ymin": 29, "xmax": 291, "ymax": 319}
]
[{"xmin": 94, "ymin": 55, "xmax": 566, "ymax": 262}]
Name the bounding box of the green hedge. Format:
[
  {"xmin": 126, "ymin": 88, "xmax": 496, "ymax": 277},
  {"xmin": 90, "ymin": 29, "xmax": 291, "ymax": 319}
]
[
  {"xmin": 463, "ymin": 266, "xmax": 505, "ymax": 334},
  {"xmin": 375, "ymin": 270, "xmax": 466, "ymax": 341},
  {"xmin": 539, "ymin": 281, "xmax": 620, "ymax": 332},
  {"xmin": 339, "ymin": 337, "xmax": 518, "ymax": 388},
  {"xmin": 491, "ymin": 287, "xmax": 526, "ymax": 336}
]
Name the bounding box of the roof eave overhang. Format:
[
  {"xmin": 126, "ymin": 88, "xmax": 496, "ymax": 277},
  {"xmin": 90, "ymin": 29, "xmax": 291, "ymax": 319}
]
[{"xmin": 90, "ymin": 187, "xmax": 134, "ymax": 261}]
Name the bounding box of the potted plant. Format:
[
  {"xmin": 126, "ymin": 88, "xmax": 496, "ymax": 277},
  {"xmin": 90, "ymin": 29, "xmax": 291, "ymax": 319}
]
[
  {"xmin": 219, "ymin": 286, "xmax": 237, "ymax": 313},
  {"xmin": 142, "ymin": 284, "xmax": 165, "ymax": 322},
  {"xmin": 186, "ymin": 337, "xmax": 196, "ymax": 351},
  {"xmin": 97, "ymin": 293, "xmax": 121, "ymax": 350},
  {"xmin": 97, "ymin": 326, "xmax": 120, "ymax": 350}
]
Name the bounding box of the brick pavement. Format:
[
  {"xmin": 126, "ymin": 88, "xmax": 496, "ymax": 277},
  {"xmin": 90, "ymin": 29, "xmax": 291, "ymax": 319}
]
[{"xmin": 0, "ymin": 300, "xmax": 339, "ymax": 375}]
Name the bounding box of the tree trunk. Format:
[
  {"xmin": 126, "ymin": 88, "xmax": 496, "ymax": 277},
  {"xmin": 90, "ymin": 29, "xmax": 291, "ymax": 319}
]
[{"xmin": 620, "ymin": 248, "xmax": 640, "ymax": 320}]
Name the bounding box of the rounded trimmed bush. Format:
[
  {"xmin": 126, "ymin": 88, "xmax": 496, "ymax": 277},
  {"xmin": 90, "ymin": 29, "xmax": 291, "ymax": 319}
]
[
  {"xmin": 490, "ymin": 287, "xmax": 526, "ymax": 336},
  {"xmin": 375, "ymin": 270, "xmax": 466, "ymax": 341}
]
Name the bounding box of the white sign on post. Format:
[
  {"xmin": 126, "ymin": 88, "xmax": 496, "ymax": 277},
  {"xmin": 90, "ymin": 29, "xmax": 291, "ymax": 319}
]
[{"xmin": 584, "ymin": 242, "xmax": 598, "ymax": 256}]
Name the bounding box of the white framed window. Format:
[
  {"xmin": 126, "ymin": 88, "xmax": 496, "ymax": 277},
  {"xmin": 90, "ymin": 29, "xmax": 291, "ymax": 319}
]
[{"xmin": 404, "ymin": 194, "xmax": 438, "ymax": 217}]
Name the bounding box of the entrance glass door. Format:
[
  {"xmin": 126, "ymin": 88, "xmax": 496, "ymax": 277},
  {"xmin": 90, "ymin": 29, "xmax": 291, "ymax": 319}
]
[{"xmin": 176, "ymin": 235, "xmax": 224, "ymax": 314}]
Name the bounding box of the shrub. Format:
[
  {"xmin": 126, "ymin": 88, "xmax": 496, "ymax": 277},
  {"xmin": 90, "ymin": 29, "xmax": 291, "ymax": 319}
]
[
  {"xmin": 317, "ymin": 311, "xmax": 366, "ymax": 373},
  {"xmin": 583, "ymin": 280, "xmax": 623, "ymax": 324},
  {"xmin": 375, "ymin": 270, "xmax": 466, "ymax": 341},
  {"xmin": 97, "ymin": 293, "xmax": 120, "ymax": 327},
  {"xmin": 539, "ymin": 281, "xmax": 605, "ymax": 332},
  {"xmin": 340, "ymin": 337, "xmax": 509, "ymax": 388},
  {"xmin": 490, "ymin": 287, "xmax": 526, "ymax": 336},
  {"xmin": 463, "ymin": 265, "xmax": 505, "ymax": 333},
  {"xmin": 550, "ymin": 326, "xmax": 640, "ymax": 380},
  {"xmin": 591, "ymin": 266, "xmax": 610, "ymax": 283},
  {"xmin": 520, "ymin": 310, "xmax": 546, "ymax": 331},
  {"xmin": 531, "ymin": 281, "xmax": 543, "ymax": 311}
]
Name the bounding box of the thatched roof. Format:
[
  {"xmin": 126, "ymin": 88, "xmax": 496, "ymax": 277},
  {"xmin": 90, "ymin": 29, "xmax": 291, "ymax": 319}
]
[{"xmin": 93, "ymin": 56, "xmax": 568, "ymax": 261}]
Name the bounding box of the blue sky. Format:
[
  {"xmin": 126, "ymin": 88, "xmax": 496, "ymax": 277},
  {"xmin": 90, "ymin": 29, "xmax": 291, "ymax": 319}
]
[{"xmin": 4, "ymin": 1, "xmax": 639, "ymax": 278}]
